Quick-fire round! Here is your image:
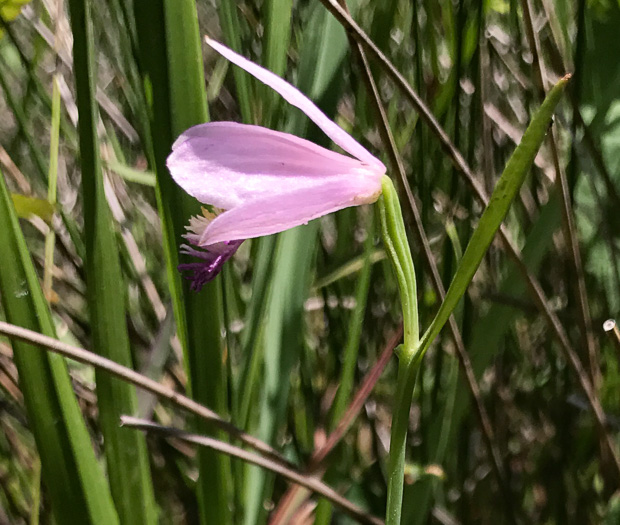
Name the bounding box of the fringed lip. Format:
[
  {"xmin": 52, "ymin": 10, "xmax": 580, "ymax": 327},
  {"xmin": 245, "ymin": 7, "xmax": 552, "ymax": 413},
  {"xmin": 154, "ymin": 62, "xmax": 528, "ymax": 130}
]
[{"xmin": 179, "ymin": 239, "xmax": 243, "ymax": 291}]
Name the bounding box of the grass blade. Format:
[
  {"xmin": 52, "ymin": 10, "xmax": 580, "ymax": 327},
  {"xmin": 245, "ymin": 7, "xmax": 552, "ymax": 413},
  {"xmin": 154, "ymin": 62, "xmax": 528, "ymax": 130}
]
[
  {"xmin": 66, "ymin": 0, "xmax": 157, "ymax": 522},
  {"xmin": 10, "ymin": 194, "xmax": 54, "ymax": 222},
  {"xmin": 330, "ymin": 213, "xmax": 374, "ymax": 425},
  {"xmin": 218, "ymin": 0, "xmax": 253, "ymax": 123},
  {"xmin": 0, "ymin": 168, "xmax": 119, "ymax": 524},
  {"xmin": 133, "ymin": 0, "xmax": 233, "ymax": 522},
  {"xmin": 43, "ymin": 75, "xmax": 60, "ymax": 300},
  {"xmin": 243, "ymin": 225, "xmax": 319, "ymax": 525},
  {"xmin": 240, "ymin": 7, "xmax": 351, "ymax": 522},
  {"xmin": 261, "ymin": 0, "xmax": 292, "ymax": 123},
  {"xmin": 166, "ymin": 2, "xmax": 234, "ymax": 522}
]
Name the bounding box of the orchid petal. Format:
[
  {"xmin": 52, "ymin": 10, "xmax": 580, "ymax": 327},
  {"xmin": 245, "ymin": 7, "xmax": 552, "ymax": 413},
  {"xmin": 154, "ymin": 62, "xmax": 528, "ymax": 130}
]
[
  {"xmin": 168, "ymin": 121, "xmax": 380, "ymax": 210},
  {"xmin": 198, "ymin": 176, "xmax": 382, "ymax": 246},
  {"xmin": 205, "ymin": 37, "xmax": 385, "ymax": 172}
]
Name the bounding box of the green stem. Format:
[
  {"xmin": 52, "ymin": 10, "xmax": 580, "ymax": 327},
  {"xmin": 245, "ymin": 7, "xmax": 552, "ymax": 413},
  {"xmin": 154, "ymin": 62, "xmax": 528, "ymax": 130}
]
[
  {"xmin": 386, "ymin": 352, "xmax": 420, "ymax": 525},
  {"xmin": 377, "ymin": 176, "xmax": 418, "ymax": 349},
  {"xmin": 377, "ymin": 175, "xmax": 420, "ymax": 524}
]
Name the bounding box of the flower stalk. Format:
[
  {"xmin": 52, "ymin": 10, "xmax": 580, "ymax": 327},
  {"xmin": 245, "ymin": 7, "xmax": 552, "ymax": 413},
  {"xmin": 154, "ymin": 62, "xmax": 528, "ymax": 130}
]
[{"xmin": 377, "ymin": 175, "xmax": 420, "ymax": 525}]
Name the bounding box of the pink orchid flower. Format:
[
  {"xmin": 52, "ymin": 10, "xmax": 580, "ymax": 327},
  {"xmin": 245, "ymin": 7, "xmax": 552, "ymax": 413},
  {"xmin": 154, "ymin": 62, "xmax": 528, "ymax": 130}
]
[{"xmin": 167, "ymin": 37, "xmax": 386, "ymax": 291}]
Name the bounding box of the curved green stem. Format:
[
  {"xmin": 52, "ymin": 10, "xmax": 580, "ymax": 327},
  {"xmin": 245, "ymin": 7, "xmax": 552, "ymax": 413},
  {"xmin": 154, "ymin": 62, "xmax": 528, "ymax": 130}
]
[
  {"xmin": 378, "ymin": 74, "xmax": 569, "ymax": 523},
  {"xmin": 377, "ymin": 175, "xmax": 419, "ymax": 524},
  {"xmin": 385, "ymin": 350, "xmax": 420, "ymax": 525},
  {"xmin": 377, "ymin": 175, "xmax": 418, "ymax": 351}
]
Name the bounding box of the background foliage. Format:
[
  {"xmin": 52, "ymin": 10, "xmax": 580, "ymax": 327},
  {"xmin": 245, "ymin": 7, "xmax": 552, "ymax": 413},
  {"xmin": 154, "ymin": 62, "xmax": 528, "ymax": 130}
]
[{"xmin": 0, "ymin": 0, "xmax": 619, "ymax": 523}]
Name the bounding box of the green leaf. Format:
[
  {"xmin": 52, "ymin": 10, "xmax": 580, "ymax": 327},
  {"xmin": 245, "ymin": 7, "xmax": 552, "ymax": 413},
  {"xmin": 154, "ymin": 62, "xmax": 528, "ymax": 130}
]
[
  {"xmin": 11, "ymin": 194, "xmax": 54, "ymax": 223},
  {"xmin": 133, "ymin": 1, "xmax": 233, "ymax": 523},
  {"xmin": 242, "ymin": 225, "xmax": 319, "ymax": 525},
  {"xmin": 0, "ymin": 0, "xmax": 31, "ymax": 37},
  {"xmin": 105, "ymin": 161, "xmax": 156, "ymax": 187},
  {"xmin": 217, "ymin": 0, "xmax": 253, "ymax": 123},
  {"xmin": 241, "ymin": 7, "xmax": 350, "ymax": 523},
  {"xmin": 261, "ymin": 0, "xmax": 292, "ymax": 124},
  {"xmin": 66, "ymin": 0, "xmax": 157, "ymax": 522},
  {"xmin": 0, "ymin": 168, "xmax": 119, "ymax": 524},
  {"xmin": 166, "ymin": 2, "xmax": 234, "ymax": 522}
]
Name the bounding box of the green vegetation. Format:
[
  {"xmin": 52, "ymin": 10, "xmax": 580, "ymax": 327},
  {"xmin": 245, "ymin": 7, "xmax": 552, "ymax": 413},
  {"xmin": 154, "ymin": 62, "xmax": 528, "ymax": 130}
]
[{"xmin": 1, "ymin": 1, "xmax": 619, "ymax": 524}]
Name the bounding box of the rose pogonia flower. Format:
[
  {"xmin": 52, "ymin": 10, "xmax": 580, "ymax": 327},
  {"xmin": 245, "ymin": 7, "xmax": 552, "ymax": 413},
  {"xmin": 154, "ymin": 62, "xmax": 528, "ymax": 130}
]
[{"xmin": 167, "ymin": 37, "xmax": 386, "ymax": 291}]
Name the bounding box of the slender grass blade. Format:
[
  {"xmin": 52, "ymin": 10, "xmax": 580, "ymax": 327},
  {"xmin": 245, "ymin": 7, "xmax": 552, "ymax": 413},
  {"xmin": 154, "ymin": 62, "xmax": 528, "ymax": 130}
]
[
  {"xmin": 66, "ymin": 0, "xmax": 157, "ymax": 521},
  {"xmin": 0, "ymin": 169, "xmax": 119, "ymax": 524}
]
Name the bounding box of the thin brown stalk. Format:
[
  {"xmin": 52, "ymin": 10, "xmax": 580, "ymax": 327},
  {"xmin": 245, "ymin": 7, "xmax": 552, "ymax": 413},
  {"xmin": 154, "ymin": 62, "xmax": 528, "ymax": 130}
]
[
  {"xmin": 120, "ymin": 416, "xmax": 384, "ymax": 525},
  {"xmin": 22, "ymin": 6, "xmax": 139, "ymax": 143},
  {"xmin": 0, "ymin": 320, "xmax": 291, "ymax": 468},
  {"xmin": 270, "ymin": 326, "xmax": 401, "ymax": 525},
  {"xmin": 518, "ymin": 0, "xmax": 620, "ymax": 483},
  {"xmin": 314, "ymin": 326, "xmax": 401, "ymax": 465},
  {"xmin": 480, "ymin": 31, "xmax": 495, "ymax": 196},
  {"xmin": 319, "ymin": 0, "xmax": 620, "ymax": 480},
  {"xmin": 319, "ymin": 0, "xmax": 473, "ymax": 183},
  {"xmin": 0, "ymin": 145, "xmax": 31, "ymax": 194},
  {"xmin": 519, "ymin": 0, "xmax": 600, "ymax": 388},
  {"xmin": 341, "ymin": 11, "xmax": 516, "ymax": 522},
  {"xmin": 604, "ymin": 320, "xmax": 620, "ymax": 357}
]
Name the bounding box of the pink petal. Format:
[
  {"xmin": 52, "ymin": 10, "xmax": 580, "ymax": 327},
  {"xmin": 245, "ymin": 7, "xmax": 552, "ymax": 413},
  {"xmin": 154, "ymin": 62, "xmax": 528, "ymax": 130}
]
[
  {"xmin": 167, "ymin": 121, "xmax": 380, "ymax": 210},
  {"xmin": 198, "ymin": 176, "xmax": 382, "ymax": 246},
  {"xmin": 205, "ymin": 37, "xmax": 385, "ymax": 172}
]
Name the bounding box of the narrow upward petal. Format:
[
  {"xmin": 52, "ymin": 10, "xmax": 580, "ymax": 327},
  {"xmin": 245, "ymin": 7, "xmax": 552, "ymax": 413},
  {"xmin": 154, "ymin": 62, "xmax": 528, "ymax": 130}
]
[
  {"xmin": 198, "ymin": 176, "xmax": 382, "ymax": 246},
  {"xmin": 167, "ymin": 121, "xmax": 378, "ymax": 210},
  {"xmin": 206, "ymin": 37, "xmax": 386, "ymax": 172}
]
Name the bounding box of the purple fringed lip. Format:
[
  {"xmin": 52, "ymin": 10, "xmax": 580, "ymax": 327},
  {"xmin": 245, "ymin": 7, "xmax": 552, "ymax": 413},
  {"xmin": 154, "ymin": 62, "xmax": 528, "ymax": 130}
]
[
  {"xmin": 167, "ymin": 38, "xmax": 386, "ymax": 291},
  {"xmin": 179, "ymin": 239, "xmax": 243, "ymax": 292}
]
